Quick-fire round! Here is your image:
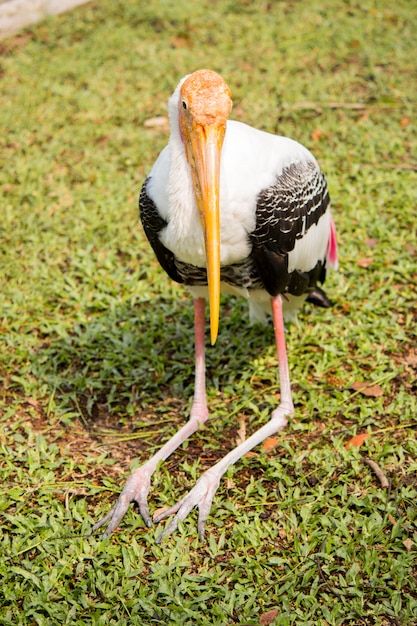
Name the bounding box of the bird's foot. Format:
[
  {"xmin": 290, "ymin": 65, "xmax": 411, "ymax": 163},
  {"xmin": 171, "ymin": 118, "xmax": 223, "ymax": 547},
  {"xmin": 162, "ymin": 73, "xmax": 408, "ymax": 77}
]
[
  {"xmin": 92, "ymin": 463, "xmax": 154, "ymax": 538},
  {"xmin": 154, "ymin": 469, "xmax": 221, "ymax": 543}
]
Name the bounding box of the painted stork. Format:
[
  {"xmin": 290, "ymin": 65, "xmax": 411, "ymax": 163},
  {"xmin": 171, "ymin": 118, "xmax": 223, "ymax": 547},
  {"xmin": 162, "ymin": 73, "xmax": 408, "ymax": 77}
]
[{"xmin": 94, "ymin": 69, "xmax": 338, "ymax": 541}]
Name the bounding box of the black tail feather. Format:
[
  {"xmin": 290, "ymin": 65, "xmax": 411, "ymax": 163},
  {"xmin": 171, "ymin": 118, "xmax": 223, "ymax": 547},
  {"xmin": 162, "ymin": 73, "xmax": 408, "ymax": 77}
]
[{"xmin": 307, "ymin": 286, "xmax": 333, "ymax": 308}]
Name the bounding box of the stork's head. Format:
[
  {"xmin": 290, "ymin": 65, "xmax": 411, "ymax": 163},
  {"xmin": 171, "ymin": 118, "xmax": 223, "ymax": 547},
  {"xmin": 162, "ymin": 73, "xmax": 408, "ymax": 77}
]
[{"xmin": 178, "ymin": 69, "xmax": 232, "ymax": 344}]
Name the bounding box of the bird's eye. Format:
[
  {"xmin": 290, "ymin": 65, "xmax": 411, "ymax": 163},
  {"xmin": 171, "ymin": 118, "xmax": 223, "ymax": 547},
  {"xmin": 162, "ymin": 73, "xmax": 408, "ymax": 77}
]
[{"xmin": 182, "ymin": 100, "xmax": 188, "ymax": 110}]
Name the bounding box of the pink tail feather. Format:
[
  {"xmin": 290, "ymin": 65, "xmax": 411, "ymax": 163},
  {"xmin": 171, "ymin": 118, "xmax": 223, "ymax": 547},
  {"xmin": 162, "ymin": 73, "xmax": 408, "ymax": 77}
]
[{"xmin": 327, "ymin": 215, "xmax": 338, "ymax": 271}]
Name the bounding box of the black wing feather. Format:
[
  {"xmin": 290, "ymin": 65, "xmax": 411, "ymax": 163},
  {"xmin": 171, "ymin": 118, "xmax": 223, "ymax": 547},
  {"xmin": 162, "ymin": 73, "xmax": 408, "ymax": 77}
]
[
  {"xmin": 250, "ymin": 160, "xmax": 330, "ymax": 296},
  {"xmin": 139, "ymin": 177, "xmax": 185, "ymax": 284}
]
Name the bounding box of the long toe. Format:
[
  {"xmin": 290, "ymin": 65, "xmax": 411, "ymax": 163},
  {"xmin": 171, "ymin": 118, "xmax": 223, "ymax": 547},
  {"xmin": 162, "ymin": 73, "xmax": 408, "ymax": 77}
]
[
  {"xmin": 92, "ymin": 507, "xmax": 116, "ymax": 533},
  {"xmin": 154, "ymin": 470, "xmax": 221, "ymax": 541},
  {"xmin": 93, "ymin": 464, "xmax": 154, "ymax": 537},
  {"xmin": 101, "ymin": 494, "xmax": 133, "ymax": 538}
]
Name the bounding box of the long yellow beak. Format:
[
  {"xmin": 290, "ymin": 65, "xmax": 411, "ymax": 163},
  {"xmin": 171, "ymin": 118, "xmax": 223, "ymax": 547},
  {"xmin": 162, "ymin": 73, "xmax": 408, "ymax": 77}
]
[{"xmin": 187, "ymin": 123, "xmax": 224, "ymax": 345}]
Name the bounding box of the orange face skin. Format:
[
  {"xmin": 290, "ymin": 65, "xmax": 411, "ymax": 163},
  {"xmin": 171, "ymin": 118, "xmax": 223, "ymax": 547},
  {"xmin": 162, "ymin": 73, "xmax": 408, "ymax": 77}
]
[{"xmin": 178, "ymin": 70, "xmax": 233, "ymax": 344}]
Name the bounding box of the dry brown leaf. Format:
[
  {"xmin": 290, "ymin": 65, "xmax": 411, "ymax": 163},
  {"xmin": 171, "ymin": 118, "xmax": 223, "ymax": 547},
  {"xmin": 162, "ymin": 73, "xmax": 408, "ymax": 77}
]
[
  {"xmin": 27, "ymin": 397, "xmax": 42, "ymax": 409},
  {"xmin": 357, "ymin": 257, "xmax": 373, "ymax": 268},
  {"xmin": 170, "ymin": 35, "xmax": 192, "ymax": 49},
  {"xmin": 403, "ymin": 538, "xmax": 414, "ymax": 551},
  {"xmin": 226, "ymin": 477, "xmax": 236, "ymax": 489},
  {"xmin": 351, "ymin": 381, "xmax": 384, "ymax": 397},
  {"xmin": 235, "ymin": 417, "xmax": 246, "ymax": 447},
  {"xmin": 311, "ymin": 129, "xmax": 325, "ymax": 141},
  {"xmin": 144, "ymin": 116, "xmax": 169, "ymax": 128},
  {"xmin": 263, "ymin": 437, "xmax": 279, "ymax": 452},
  {"xmin": 153, "ymin": 506, "xmax": 171, "ymax": 519},
  {"xmin": 404, "ymin": 347, "xmax": 417, "ymax": 367},
  {"xmin": 260, "ymin": 609, "xmax": 279, "ymax": 625},
  {"xmin": 345, "ymin": 433, "xmax": 369, "ymax": 449}
]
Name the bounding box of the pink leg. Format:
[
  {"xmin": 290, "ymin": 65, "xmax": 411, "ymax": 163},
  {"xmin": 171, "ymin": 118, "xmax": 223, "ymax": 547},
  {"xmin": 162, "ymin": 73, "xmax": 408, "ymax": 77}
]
[
  {"xmin": 154, "ymin": 295, "xmax": 293, "ymax": 542},
  {"xmin": 271, "ymin": 296, "xmax": 293, "ymax": 415},
  {"xmin": 93, "ymin": 298, "xmax": 208, "ymax": 537}
]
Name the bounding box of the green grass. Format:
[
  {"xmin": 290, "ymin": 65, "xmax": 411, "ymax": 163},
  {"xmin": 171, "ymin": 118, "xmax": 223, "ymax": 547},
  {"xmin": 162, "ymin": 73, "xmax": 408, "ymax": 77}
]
[{"xmin": 1, "ymin": 0, "xmax": 416, "ymax": 624}]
